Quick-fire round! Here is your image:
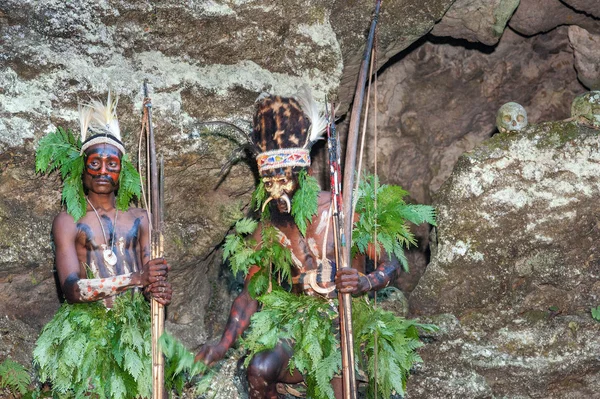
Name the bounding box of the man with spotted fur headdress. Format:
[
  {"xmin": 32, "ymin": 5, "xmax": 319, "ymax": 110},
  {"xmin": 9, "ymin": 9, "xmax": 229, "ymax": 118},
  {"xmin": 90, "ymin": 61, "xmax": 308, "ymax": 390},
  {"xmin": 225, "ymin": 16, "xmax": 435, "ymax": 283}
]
[
  {"xmin": 194, "ymin": 87, "xmax": 427, "ymax": 399},
  {"xmin": 33, "ymin": 93, "xmax": 172, "ymax": 398}
]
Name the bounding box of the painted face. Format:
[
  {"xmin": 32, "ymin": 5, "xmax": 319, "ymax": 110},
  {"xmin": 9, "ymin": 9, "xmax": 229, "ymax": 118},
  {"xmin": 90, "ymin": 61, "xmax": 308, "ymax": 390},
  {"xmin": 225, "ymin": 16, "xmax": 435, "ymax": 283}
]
[
  {"xmin": 262, "ymin": 173, "xmax": 298, "ymax": 213},
  {"xmin": 263, "ymin": 175, "xmax": 296, "ymax": 198},
  {"xmin": 83, "ymin": 144, "xmax": 122, "ymax": 193}
]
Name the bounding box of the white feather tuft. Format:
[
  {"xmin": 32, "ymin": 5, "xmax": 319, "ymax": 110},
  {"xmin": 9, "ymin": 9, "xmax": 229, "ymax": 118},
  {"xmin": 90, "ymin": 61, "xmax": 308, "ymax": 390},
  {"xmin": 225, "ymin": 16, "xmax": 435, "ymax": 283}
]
[
  {"xmin": 84, "ymin": 91, "xmax": 121, "ymax": 140},
  {"xmin": 295, "ymin": 84, "xmax": 327, "ymax": 148},
  {"xmin": 78, "ymin": 102, "xmax": 93, "ymax": 143}
]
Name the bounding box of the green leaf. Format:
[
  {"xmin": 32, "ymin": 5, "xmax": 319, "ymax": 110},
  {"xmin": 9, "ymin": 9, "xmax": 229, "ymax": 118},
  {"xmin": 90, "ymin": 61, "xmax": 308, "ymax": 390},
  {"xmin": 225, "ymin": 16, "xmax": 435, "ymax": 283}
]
[
  {"xmin": 0, "ymin": 358, "xmax": 31, "ymax": 394},
  {"xmin": 291, "ymin": 170, "xmax": 320, "ymax": 236},
  {"xmin": 592, "ymin": 305, "xmax": 600, "ymax": 321},
  {"xmin": 352, "ymin": 173, "xmax": 436, "ymax": 267},
  {"xmin": 116, "ymin": 155, "xmax": 142, "ymax": 211},
  {"xmin": 235, "ymin": 217, "xmax": 259, "ymax": 235},
  {"xmin": 251, "ymin": 180, "xmax": 268, "ymax": 212},
  {"xmin": 33, "ymin": 293, "xmax": 158, "ymax": 398},
  {"xmin": 35, "ymin": 127, "xmax": 89, "ymax": 221}
]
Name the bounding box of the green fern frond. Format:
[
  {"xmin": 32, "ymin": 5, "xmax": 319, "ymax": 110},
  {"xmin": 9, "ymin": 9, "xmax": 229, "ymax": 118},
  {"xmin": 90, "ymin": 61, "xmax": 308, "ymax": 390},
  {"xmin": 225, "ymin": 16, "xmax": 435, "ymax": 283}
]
[
  {"xmin": 291, "ymin": 170, "xmax": 320, "ymax": 236},
  {"xmin": 261, "ymin": 225, "xmax": 293, "ymax": 284},
  {"xmin": 251, "ymin": 180, "xmax": 268, "ymax": 212},
  {"xmin": 222, "ymin": 218, "xmax": 293, "ymax": 298},
  {"xmin": 116, "ymin": 155, "xmax": 142, "ymax": 211},
  {"xmin": 235, "ymin": 217, "xmax": 259, "ymax": 235},
  {"xmin": 352, "ymin": 174, "xmax": 436, "ymax": 270},
  {"xmin": 242, "ymin": 291, "xmax": 433, "ymax": 399},
  {"xmin": 243, "ymin": 289, "xmax": 340, "ymax": 399},
  {"xmin": 35, "ymin": 127, "xmax": 89, "ymax": 221},
  {"xmin": 0, "ymin": 358, "xmax": 30, "ymax": 395},
  {"xmin": 34, "ymin": 293, "xmax": 154, "ymax": 398},
  {"xmin": 592, "ymin": 305, "xmax": 600, "ymax": 321},
  {"xmin": 398, "ymin": 204, "xmax": 437, "ymax": 226},
  {"xmin": 159, "ymin": 332, "xmax": 212, "ymax": 394}
]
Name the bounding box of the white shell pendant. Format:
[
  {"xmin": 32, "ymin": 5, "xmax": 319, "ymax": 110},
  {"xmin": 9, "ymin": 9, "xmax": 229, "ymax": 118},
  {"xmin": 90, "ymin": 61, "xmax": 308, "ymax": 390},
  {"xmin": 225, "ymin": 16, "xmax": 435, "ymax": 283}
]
[{"xmin": 103, "ymin": 248, "xmax": 118, "ymax": 266}]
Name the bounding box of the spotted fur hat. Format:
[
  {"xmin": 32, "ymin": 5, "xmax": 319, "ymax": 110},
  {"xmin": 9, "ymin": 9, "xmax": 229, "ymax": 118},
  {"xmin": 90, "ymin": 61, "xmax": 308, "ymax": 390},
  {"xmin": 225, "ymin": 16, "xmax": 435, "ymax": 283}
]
[{"xmin": 251, "ymin": 85, "xmax": 326, "ymax": 177}]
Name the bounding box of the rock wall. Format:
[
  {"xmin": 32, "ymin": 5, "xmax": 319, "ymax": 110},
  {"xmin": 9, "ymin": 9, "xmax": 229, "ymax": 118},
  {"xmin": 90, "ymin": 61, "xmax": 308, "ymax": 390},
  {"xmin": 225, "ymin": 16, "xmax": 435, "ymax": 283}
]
[
  {"xmin": 408, "ymin": 120, "xmax": 600, "ymax": 398},
  {"xmin": 0, "ymin": 0, "xmax": 453, "ymax": 369},
  {"xmin": 2, "ymin": 0, "xmax": 600, "ymax": 398}
]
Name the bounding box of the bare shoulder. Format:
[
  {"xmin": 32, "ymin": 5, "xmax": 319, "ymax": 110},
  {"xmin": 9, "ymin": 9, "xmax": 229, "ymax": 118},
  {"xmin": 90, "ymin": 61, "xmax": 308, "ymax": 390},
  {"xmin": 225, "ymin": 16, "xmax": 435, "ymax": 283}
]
[
  {"xmin": 317, "ymin": 191, "xmax": 332, "ymax": 209},
  {"xmin": 124, "ymin": 207, "xmax": 149, "ymax": 220},
  {"xmin": 52, "ymin": 211, "xmax": 78, "ymax": 241},
  {"xmin": 52, "ymin": 211, "xmax": 76, "ymax": 231}
]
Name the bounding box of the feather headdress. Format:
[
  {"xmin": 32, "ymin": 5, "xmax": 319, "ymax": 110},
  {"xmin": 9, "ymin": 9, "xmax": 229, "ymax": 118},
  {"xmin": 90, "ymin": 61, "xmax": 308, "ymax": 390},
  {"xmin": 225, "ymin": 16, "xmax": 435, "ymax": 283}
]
[
  {"xmin": 79, "ymin": 91, "xmax": 126, "ymax": 155},
  {"xmin": 295, "ymin": 84, "xmax": 327, "ymax": 149},
  {"xmin": 35, "ymin": 91, "xmax": 141, "ymax": 221},
  {"xmin": 251, "ymin": 85, "xmax": 327, "ymax": 176}
]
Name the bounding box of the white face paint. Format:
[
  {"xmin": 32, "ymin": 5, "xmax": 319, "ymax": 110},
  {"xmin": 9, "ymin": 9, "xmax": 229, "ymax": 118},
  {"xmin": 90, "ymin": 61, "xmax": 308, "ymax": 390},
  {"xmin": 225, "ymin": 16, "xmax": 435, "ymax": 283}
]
[
  {"xmin": 496, "ymin": 102, "xmax": 528, "ymax": 133},
  {"xmin": 262, "ymin": 174, "xmax": 298, "ymax": 213}
]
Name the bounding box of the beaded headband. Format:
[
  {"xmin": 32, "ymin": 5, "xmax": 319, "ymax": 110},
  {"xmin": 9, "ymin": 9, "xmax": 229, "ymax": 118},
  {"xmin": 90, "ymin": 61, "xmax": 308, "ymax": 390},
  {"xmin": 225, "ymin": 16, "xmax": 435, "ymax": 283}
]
[
  {"xmin": 256, "ymin": 148, "xmax": 311, "ymax": 173},
  {"xmin": 81, "ymin": 134, "xmax": 126, "ymax": 155}
]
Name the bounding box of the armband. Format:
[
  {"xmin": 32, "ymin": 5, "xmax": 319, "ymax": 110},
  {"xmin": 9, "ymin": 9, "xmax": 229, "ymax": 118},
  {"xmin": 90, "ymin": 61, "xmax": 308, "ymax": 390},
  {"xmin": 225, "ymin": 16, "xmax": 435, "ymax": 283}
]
[{"xmin": 77, "ymin": 273, "xmax": 135, "ymax": 300}]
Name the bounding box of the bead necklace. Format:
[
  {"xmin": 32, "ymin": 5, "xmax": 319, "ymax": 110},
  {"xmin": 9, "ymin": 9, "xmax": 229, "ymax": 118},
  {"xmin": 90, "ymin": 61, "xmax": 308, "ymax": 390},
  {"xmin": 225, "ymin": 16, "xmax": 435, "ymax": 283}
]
[{"xmin": 86, "ymin": 197, "xmax": 119, "ymax": 272}]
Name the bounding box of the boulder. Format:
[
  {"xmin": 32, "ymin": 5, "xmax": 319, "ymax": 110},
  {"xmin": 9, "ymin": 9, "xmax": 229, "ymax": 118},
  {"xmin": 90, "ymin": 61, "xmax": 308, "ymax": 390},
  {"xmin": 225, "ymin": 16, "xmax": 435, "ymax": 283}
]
[
  {"xmin": 509, "ymin": 0, "xmax": 600, "ymax": 37},
  {"xmin": 431, "ymin": 0, "xmax": 519, "ymax": 46},
  {"xmin": 568, "ymin": 26, "xmax": 600, "ymax": 90},
  {"xmin": 408, "ymin": 119, "xmax": 600, "ymax": 397}
]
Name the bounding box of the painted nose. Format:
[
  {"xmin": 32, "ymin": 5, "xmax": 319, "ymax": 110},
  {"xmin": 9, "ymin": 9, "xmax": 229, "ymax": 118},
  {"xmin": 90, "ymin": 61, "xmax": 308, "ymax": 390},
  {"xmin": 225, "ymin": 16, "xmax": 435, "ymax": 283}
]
[
  {"xmin": 269, "ymin": 187, "xmax": 285, "ymax": 199},
  {"xmin": 100, "ymin": 163, "xmax": 109, "ymax": 174}
]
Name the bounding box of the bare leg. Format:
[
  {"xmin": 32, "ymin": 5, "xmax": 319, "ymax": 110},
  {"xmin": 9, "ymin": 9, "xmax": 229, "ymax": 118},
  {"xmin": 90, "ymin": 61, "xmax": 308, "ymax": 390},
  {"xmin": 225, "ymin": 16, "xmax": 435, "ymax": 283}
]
[
  {"xmin": 247, "ymin": 342, "xmax": 303, "ymax": 399},
  {"xmin": 332, "ymin": 376, "xmax": 343, "ymax": 399}
]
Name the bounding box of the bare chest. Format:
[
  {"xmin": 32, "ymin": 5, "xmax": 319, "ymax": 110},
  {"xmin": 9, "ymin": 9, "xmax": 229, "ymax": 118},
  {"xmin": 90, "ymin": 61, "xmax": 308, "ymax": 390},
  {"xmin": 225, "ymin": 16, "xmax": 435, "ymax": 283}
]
[{"xmin": 75, "ymin": 214, "xmax": 143, "ymax": 278}]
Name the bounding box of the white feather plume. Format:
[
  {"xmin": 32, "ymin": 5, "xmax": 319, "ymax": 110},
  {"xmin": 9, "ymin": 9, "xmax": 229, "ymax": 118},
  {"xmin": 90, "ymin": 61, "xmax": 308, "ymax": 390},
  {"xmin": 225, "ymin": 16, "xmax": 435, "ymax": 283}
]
[
  {"xmin": 78, "ymin": 102, "xmax": 93, "ymax": 143},
  {"xmin": 85, "ymin": 91, "xmax": 121, "ymax": 140},
  {"xmin": 295, "ymin": 84, "xmax": 327, "ymax": 148}
]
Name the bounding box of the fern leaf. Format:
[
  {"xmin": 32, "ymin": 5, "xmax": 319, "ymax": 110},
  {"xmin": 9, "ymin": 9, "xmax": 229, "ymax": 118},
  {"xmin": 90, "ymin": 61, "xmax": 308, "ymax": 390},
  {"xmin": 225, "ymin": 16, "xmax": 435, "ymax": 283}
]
[
  {"xmin": 251, "ymin": 180, "xmax": 268, "ymax": 212},
  {"xmin": 591, "ymin": 305, "xmax": 600, "ymax": 321},
  {"xmin": 352, "ymin": 173, "xmax": 436, "ymax": 269},
  {"xmin": 398, "ymin": 204, "xmax": 437, "ymax": 226},
  {"xmin": 116, "ymin": 155, "xmax": 142, "ymax": 210},
  {"xmin": 235, "ymin": 217, "xmax": 258, "ymax": 235},
  {"xmin": 291, "ymin": 170, "xmax": 320, "ymax": 236},
  {"xmin": 0, "ymin": 358, "xmax": 30, "ymax": 394}
]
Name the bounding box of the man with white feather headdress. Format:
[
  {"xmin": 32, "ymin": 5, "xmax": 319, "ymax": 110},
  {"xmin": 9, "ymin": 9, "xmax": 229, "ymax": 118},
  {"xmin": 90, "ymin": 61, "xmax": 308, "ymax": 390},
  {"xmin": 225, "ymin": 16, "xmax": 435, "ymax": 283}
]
[
  {"xmin": 194, "ymin": 86, "xmax": 426, "ymax": 399},
  {"xmin": 33, "ymin": 93, "xmax": 172, "ymax": 398}
]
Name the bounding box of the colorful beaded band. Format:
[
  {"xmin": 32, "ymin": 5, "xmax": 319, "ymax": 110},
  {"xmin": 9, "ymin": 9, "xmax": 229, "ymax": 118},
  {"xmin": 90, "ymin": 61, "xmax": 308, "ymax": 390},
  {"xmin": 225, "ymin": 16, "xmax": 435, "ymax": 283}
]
[{"xmin": 256, "ymin": 148, "xmax": 311, "ymax": 172}]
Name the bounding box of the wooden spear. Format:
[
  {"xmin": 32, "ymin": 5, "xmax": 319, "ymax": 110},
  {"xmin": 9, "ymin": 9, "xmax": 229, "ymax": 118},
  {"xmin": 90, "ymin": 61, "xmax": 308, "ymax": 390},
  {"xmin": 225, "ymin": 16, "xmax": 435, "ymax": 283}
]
[
  {"xmin": 327, "ymin": 105, "xmax": 357, "ymax": 399},
  {"xmin": 338, "ymin": 1, "xmax": 383, "ymax": 398},
  {"xmin": 141, "ymin": 81, "xmax": 166, "ymax": 399}
]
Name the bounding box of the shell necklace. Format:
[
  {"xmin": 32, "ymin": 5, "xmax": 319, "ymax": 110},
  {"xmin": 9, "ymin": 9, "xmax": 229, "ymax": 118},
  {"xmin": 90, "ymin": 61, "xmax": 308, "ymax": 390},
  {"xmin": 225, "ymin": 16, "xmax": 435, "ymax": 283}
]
[{"xmin": 86, "ymin": 197, "xmax": 119, "ymax": 271}]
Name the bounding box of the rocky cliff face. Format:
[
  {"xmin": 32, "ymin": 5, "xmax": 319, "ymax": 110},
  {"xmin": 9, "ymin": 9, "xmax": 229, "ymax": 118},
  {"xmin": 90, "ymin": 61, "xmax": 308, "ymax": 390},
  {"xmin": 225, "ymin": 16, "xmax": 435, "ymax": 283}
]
[
  {"xmin": 408, "ymin": 118, "xmax": 600, "ymax": 398},
  {"xmin": 2, "ymin": 0, "xmax": 600, "ymax": 398}
]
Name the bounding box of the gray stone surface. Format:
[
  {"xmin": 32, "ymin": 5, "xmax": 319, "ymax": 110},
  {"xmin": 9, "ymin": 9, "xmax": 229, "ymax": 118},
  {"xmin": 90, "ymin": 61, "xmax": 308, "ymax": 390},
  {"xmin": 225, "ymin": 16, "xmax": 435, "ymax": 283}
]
[
  {"xmin": 563, "ymin": 0, "xmax": 600, "ymax": 18},
  {"xmin": 509, "ymin": 0, "xmax": 600, "ymax": 37},
  {"xmin": 568, "ymin": 25, "xmax": 600, "ymax": 90},
  {"xmin": 332, "ymin": 0, "xmax": 454, "ymax": 112},
  {"xmin": 408, "ymin": 120, "xmax": 600, "ymax": 398},
  {"xmin": 365, "ymin": 27, "xmax": 584, "ymax": 208},
  {"xmin": 1, "ymin": 0, "xmax": 600, "ymax": 398},
  {"xmin": 431, "ymin": 0, "xmax": 519, "ymax": 45}
]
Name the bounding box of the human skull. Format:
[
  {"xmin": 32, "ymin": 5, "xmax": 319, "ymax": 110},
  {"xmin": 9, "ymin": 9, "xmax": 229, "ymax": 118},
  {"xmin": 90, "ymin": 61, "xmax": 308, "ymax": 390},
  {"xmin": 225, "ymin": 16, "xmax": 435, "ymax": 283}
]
[
  {"xmin": 571, "ymin": 91, "xmax": 600, "ymax": 127},
  {"xmin": 496, "ymin": 102, "xmax": 528, "ymax": 134}
]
